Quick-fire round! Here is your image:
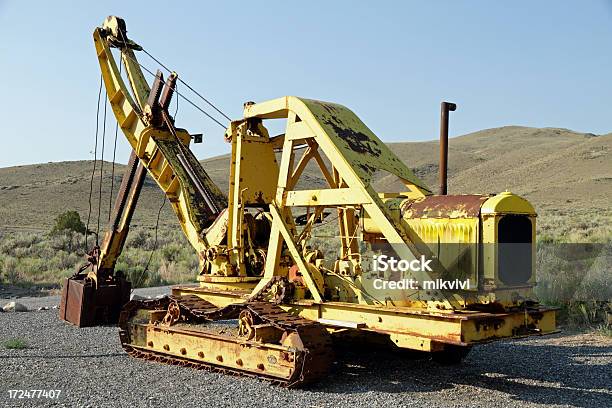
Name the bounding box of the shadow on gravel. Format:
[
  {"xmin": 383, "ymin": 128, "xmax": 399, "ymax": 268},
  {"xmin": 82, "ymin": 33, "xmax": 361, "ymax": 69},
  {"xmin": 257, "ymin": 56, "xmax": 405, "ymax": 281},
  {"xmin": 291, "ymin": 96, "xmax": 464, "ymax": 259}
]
[
  {"xmin": 0, "ymin": 353, "xmax": 125, "ymax": 359},
  {"xmin": 313, "ymin": 337, "xmax": 611, "ymax": 407},
  {"xmin": 0, "ymin": 284, "xmax": 61, "ymax": 299}
]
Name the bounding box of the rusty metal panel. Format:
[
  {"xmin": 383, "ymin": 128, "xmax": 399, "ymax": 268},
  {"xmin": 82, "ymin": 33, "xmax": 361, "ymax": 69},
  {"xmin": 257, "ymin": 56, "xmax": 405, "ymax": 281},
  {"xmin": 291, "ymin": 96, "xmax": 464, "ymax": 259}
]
[
  {"xmin": 301, "ymin": 99, "xmax": 431, "ymax": 192},
  {"xmin": 401, "ymin": 194, "xmax": 491, "ymax": 219},
  {"xmin": 59, "ymin": 277, "xmax": 130, "ymax": 327},
  {"xmin": 59, "ymin": 278, "xmax": 85, "ymax": 325}
]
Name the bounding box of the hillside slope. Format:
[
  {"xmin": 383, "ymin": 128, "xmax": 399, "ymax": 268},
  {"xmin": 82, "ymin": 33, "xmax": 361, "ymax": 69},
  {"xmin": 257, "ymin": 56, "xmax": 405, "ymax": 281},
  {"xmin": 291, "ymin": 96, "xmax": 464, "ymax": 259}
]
[{"xmin": 1, "ymin": 126, "xmax": 610, "ymax": 239}]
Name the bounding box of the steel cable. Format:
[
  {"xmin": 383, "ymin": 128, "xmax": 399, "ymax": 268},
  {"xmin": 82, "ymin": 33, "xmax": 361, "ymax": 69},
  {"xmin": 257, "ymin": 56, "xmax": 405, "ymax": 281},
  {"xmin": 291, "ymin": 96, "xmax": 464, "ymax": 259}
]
[
  {"xmin": 141, "ymin": 48, "xmax": 231, "ymax": 121},
  {"xmin": 85, "ymin": 75, "xmax": 104, "ymax": 252},
  {"xmin": 174, "ymin": 82, "xmax": 179, "ymax": 119},
  {"xmin": 120, "ymin": 51, "xmax": 227, "ymax": 129},
  {"xmin": 132, "ymin": 195, "xmax": 166, "ymax": 291},
  {"xmin": 96, "ymin": 92, "xmax": 108, "ymax": 245},
  {"xmin": 114, "ymin": 29, "xmax": 224, "ymax": 127}
]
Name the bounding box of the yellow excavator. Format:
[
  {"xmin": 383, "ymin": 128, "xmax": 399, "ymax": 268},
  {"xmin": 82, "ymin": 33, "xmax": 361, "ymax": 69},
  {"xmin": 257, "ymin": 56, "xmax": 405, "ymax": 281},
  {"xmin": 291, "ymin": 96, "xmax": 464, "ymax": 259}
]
[{"xmin": 59, "ymin": 16, "xmax": 557, "ymax": 387}]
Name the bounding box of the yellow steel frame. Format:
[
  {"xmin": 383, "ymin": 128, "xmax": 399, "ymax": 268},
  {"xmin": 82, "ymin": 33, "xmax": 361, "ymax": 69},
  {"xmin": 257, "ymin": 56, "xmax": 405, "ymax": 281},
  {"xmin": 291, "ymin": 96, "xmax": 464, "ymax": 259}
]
[
  {"xmin": 173, "ymin": 284, "xmax": 558, "ymax": 351},
  {"xmin": 176, "ymin": 96, "xmax": 557, "ymax": 350},
  {"xmin": 95, "ymin": 17, "xmax": 557, "ymax": 353},
  {"xmin": 242, "ymin": 97, "xmax": 464, "ymax": 308}
]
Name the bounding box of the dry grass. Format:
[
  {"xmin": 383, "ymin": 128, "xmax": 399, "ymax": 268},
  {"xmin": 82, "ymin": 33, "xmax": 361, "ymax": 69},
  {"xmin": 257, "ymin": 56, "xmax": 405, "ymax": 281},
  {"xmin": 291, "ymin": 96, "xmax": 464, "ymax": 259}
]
[{"xmin": 0, "ymin": 228, "xmax": 198, "ymax": 289}]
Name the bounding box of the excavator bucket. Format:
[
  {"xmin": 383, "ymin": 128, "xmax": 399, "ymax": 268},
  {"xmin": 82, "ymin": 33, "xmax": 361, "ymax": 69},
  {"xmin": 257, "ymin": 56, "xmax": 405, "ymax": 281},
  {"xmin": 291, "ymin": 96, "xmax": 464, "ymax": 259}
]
[
  {"xmin": 59, "ymin": 151, "xmax": 143, "ymax": 327},
  {"xmin": 59, "ymin": 275, "xmax": 130, "ymax": 327}
]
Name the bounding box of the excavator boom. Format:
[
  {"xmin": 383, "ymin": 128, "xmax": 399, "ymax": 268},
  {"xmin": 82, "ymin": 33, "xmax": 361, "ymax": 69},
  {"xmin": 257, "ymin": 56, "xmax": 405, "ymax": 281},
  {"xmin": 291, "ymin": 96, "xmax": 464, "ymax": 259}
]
[{"xmin": 93, "ymin": 19, "xmax": 227, "ymax": 261}]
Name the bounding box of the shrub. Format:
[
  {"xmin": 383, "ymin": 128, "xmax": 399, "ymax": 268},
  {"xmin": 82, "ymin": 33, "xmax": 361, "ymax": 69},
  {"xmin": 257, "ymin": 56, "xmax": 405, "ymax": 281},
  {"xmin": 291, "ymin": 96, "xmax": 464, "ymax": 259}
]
[
  {"xmin": 126, "ymin": 265, "xmax": 147, "ymax": 288},
  {"xmin": 0, "ymin": 234, "xmax": 41, "ymax": 256},
  {"xmin": 161, "ymin": 243, "xmax": 182, "ymax": 262},
  {"xmin": 50, "ymin": 211, "xmax": 86, "ymax": 235},
  {"xmin": 49, "ymin": 231, "xmax": 84, "ymax": 253},
  {"xmin": 126, "ymin": 229, "xmax": 150, "ymax": 249},
  {"xmin": 1, "ymin": 256, "xmax": 19, "ymax": 284},
  {"xmin": 49, "ymin": 250, "xmax": 81, "ymax": 271}
]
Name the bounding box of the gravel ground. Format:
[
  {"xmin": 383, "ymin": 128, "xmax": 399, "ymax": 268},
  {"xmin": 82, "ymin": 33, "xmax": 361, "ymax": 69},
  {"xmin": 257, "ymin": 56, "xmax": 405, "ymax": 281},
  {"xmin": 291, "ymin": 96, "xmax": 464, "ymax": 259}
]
[{"xmin": 0, "ymin": 288, "xmax": 610, "ymax": 408}]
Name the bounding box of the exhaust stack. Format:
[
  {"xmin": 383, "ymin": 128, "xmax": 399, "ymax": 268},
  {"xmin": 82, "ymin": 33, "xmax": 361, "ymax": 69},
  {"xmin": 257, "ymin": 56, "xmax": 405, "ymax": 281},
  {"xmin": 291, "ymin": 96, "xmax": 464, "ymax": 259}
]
[{"xmin": 439, "ymin": 101, "xmax": 456, "ymax": 195}]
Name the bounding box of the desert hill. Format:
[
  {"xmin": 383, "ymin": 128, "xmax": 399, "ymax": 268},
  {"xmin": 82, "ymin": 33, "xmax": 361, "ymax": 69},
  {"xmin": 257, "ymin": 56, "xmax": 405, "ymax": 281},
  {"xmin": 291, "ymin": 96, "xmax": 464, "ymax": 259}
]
[{"xmin": 1, "ymin": 126, "xmax": 610, "ymax": 240}]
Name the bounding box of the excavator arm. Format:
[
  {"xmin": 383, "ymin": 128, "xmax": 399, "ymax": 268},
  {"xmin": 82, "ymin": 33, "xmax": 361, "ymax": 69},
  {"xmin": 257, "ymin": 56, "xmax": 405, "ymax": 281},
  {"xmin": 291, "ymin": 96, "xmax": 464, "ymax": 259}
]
[
  {"xmin": 60, "ymin": 17, "xmax": 229, "ymax": 326},
  {"xmin": 93, "ymin": 16, "xmax": 227, "ymax": 271}
]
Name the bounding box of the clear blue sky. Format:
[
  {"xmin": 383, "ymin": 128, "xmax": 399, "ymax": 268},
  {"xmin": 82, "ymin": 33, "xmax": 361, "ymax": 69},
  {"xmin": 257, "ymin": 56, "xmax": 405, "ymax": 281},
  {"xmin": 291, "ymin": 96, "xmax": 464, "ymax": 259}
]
[{"xmin": 1, "ymin": 1, "xmax": 611, "ymax": 167}]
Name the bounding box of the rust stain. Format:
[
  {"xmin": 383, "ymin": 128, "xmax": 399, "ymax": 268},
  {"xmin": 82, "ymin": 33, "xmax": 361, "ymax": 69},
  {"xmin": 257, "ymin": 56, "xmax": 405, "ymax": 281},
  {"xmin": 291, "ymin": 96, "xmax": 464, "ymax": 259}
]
[
  {"xmin": 402, "ymin": 194, "xmax": 491, "ymax": 219},
  {"xmin": 315, "ymin": 101, "xmax": 383, "ymax": 157},
  {"xmin": 305, "ymin": 99, "xmax": 425, "ymax": 186}
]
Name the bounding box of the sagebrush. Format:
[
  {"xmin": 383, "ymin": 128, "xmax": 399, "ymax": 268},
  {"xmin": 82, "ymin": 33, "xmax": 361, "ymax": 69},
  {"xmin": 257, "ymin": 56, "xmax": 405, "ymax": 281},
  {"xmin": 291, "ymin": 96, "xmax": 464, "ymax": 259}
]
[{"xmin": 0, "ymin": 228, "xmax": 197, "ymax": 288}]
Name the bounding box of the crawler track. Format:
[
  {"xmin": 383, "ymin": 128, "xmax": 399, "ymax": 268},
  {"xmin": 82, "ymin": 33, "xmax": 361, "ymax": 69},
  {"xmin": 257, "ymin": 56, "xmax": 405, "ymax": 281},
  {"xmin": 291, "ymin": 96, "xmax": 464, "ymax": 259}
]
[{"xmin": 118, "ymin": 295, "xmax": 333, "ymax": 387}]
